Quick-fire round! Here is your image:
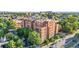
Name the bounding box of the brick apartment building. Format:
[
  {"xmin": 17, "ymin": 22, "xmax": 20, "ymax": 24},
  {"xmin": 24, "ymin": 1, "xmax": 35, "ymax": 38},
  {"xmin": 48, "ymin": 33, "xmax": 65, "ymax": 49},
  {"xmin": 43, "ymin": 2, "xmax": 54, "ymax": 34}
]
[
  {"xmin": 12, "ymin": 20, "xmax": 23, "ymax": 29},
  {"xmin": 13, "ymin": 19, "xmax": 59, "ymax": 42}
]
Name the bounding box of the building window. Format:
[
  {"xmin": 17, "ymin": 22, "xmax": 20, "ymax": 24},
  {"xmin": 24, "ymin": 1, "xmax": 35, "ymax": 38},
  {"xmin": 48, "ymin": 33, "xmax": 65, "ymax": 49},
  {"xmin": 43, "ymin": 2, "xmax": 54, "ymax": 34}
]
[
  {"xmin": 35, "ymin": 28, "xmax": 39, "ymax": 32},
  {"xmin": 27, "ymin": 25, "xmax": 29, "ymax": 28}
]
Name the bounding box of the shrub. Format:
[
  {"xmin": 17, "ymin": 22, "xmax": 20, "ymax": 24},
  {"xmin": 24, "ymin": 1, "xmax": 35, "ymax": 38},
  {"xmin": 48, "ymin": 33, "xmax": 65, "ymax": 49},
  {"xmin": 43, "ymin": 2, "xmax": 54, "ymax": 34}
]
[
  {"xmin": 43, "ymin": 39, "xmax": 50, "ymax": 45},
  {"xmin": 54, "ymin": 35, "xmax": 61, "ymax": 39}
]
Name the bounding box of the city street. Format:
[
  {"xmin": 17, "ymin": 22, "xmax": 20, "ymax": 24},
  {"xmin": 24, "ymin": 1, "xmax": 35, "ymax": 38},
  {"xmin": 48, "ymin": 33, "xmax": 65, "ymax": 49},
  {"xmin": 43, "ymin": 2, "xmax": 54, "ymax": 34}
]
[{"xmin": 47, "ymin": 30, "xmax": 79, "ymax": 48}]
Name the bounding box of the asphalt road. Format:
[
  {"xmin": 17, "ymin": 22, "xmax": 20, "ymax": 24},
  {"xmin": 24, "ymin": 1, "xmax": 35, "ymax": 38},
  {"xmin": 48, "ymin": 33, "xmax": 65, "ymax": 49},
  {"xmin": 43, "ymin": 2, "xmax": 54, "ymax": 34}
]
[{"xmin": 49, "ymin": 30, "xmax": 79, "ymax": 48}]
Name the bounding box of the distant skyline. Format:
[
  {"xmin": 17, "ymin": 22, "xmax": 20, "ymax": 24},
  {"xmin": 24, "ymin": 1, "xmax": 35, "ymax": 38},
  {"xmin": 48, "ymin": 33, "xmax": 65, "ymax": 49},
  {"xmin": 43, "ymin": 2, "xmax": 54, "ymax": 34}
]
[{"xmin": 0, "ymin": 0, "xmax": 79, "ymax": 12}]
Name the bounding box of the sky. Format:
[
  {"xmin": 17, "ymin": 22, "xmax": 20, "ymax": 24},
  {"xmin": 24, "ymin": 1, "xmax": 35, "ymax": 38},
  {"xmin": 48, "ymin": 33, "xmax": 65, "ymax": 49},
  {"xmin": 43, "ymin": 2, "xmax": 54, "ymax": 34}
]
[{"xmin": 0, "ymin": 0, "xmax": 79, "ymax": 12}]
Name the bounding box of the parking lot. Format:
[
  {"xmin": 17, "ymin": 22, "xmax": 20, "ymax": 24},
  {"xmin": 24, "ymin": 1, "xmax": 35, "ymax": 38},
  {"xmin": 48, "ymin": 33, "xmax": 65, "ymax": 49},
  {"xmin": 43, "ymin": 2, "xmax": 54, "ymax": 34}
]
[{"xmin": 64, "ymin": 37, "xmax": 79, "ymax": 48}]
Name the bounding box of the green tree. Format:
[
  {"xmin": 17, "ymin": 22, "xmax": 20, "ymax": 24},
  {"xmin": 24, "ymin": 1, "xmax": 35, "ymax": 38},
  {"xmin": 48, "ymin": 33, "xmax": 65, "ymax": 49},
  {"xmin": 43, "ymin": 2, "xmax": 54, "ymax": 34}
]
[
  {"xmin": 0, "ymin": 18, "xmax": 3, "ymax": 23},
  {"xmin": 6, "ymin": 33, "xmax": 15, "ymax": 41},
  {"xmin": 59, "ymin": 15, "xmax": 79, "ymax": 33},
  {"xmin": 5, "ymin": 33, "xmax": 24, "ymax": 48},
  {"xmin": 16, "ymin": 39, "xmax": 24, "ymax": 48},
  {"xmin": 43, "ymin": 39, "xmax": 50, "ymax": 45},
  {"xmin": 16, "ymin": 28, "xmax": 32, "ymax": 38},
  {"xmin": 0, "ymin": 30, "xmax": 4, "ymax": 38},
  {"xmin": 28, "ymin": 31, "xmax": 41, "ymax": 46},
  {"xmin": 0, "ymin": 23, "xmax": 7, "ymax": 29},
  {"xmin": 6, "ymin": 40, "xmax": 16, "ymax": 48},
  {"xmin": 0, "ymin": 18, "xmax": 15, "ymax": 29},
  {"xmin": 5, "ymin": 19, "xmax": 15, "ymax": 29},
  {"xmin": 54, "ymin": 35, "xmax": 61, "ymax": 39}
]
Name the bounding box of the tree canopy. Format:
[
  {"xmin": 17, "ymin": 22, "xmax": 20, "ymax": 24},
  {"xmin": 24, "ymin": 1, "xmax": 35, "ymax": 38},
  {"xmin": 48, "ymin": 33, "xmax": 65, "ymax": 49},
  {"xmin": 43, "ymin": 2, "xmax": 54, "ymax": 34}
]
[
  {"xmin": 28, "ymin": 31, "xmax": 41, "ymax": 46},
  {"xmin": 59, "ymin": 15, "xmax": 79, "ymax": 33},
  {"xmin": 16, "ymin": 28, "xmax": 32, "ymax": 38},
  {"xmin": 5, "ymin": 33, "xmax": 24, "ymax": 48}
]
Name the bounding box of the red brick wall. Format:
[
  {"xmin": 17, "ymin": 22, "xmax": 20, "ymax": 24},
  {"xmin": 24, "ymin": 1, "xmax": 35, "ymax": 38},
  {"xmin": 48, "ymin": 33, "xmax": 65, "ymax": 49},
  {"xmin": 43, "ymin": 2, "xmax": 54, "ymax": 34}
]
[
  {"xmin": 21, "ymin": 19, "xmax": 59, "ymax": 42},
  {"xmin": 46, "ymin": 21, "xmax": 56, "ymax": 38},
  {"xmin": 55, "ymin": 23, "xmax": 59, "ymax": 34},
  {"xmin": 40, "ymin": 27, "xmax": 47, "ymax": 42}
]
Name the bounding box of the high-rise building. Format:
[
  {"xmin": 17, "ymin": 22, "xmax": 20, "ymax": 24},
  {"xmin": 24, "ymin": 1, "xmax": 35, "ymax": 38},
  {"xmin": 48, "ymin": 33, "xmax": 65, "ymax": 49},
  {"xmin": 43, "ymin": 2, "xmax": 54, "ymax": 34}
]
[
  {"xmin": 22, "ymin": 19, "xmax": 59, "ymax": 42},
  {"xmin": 12, "ymin": 18, "xmax": 59, "ymax": 42}
]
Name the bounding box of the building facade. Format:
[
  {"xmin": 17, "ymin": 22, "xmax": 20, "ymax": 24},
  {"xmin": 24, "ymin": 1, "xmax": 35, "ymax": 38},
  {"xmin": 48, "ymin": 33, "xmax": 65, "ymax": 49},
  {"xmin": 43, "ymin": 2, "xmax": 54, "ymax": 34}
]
[
  {"xmin": 12, "ymin": 20, "xmax": 23, "ymax": 29},
  {"xmin": 12, "ymin": 18, "xmax": 59, "ymax": 42},
  {"xmin": 22, "ymin": 19, "xmax": 59, "ymax": 42}
]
